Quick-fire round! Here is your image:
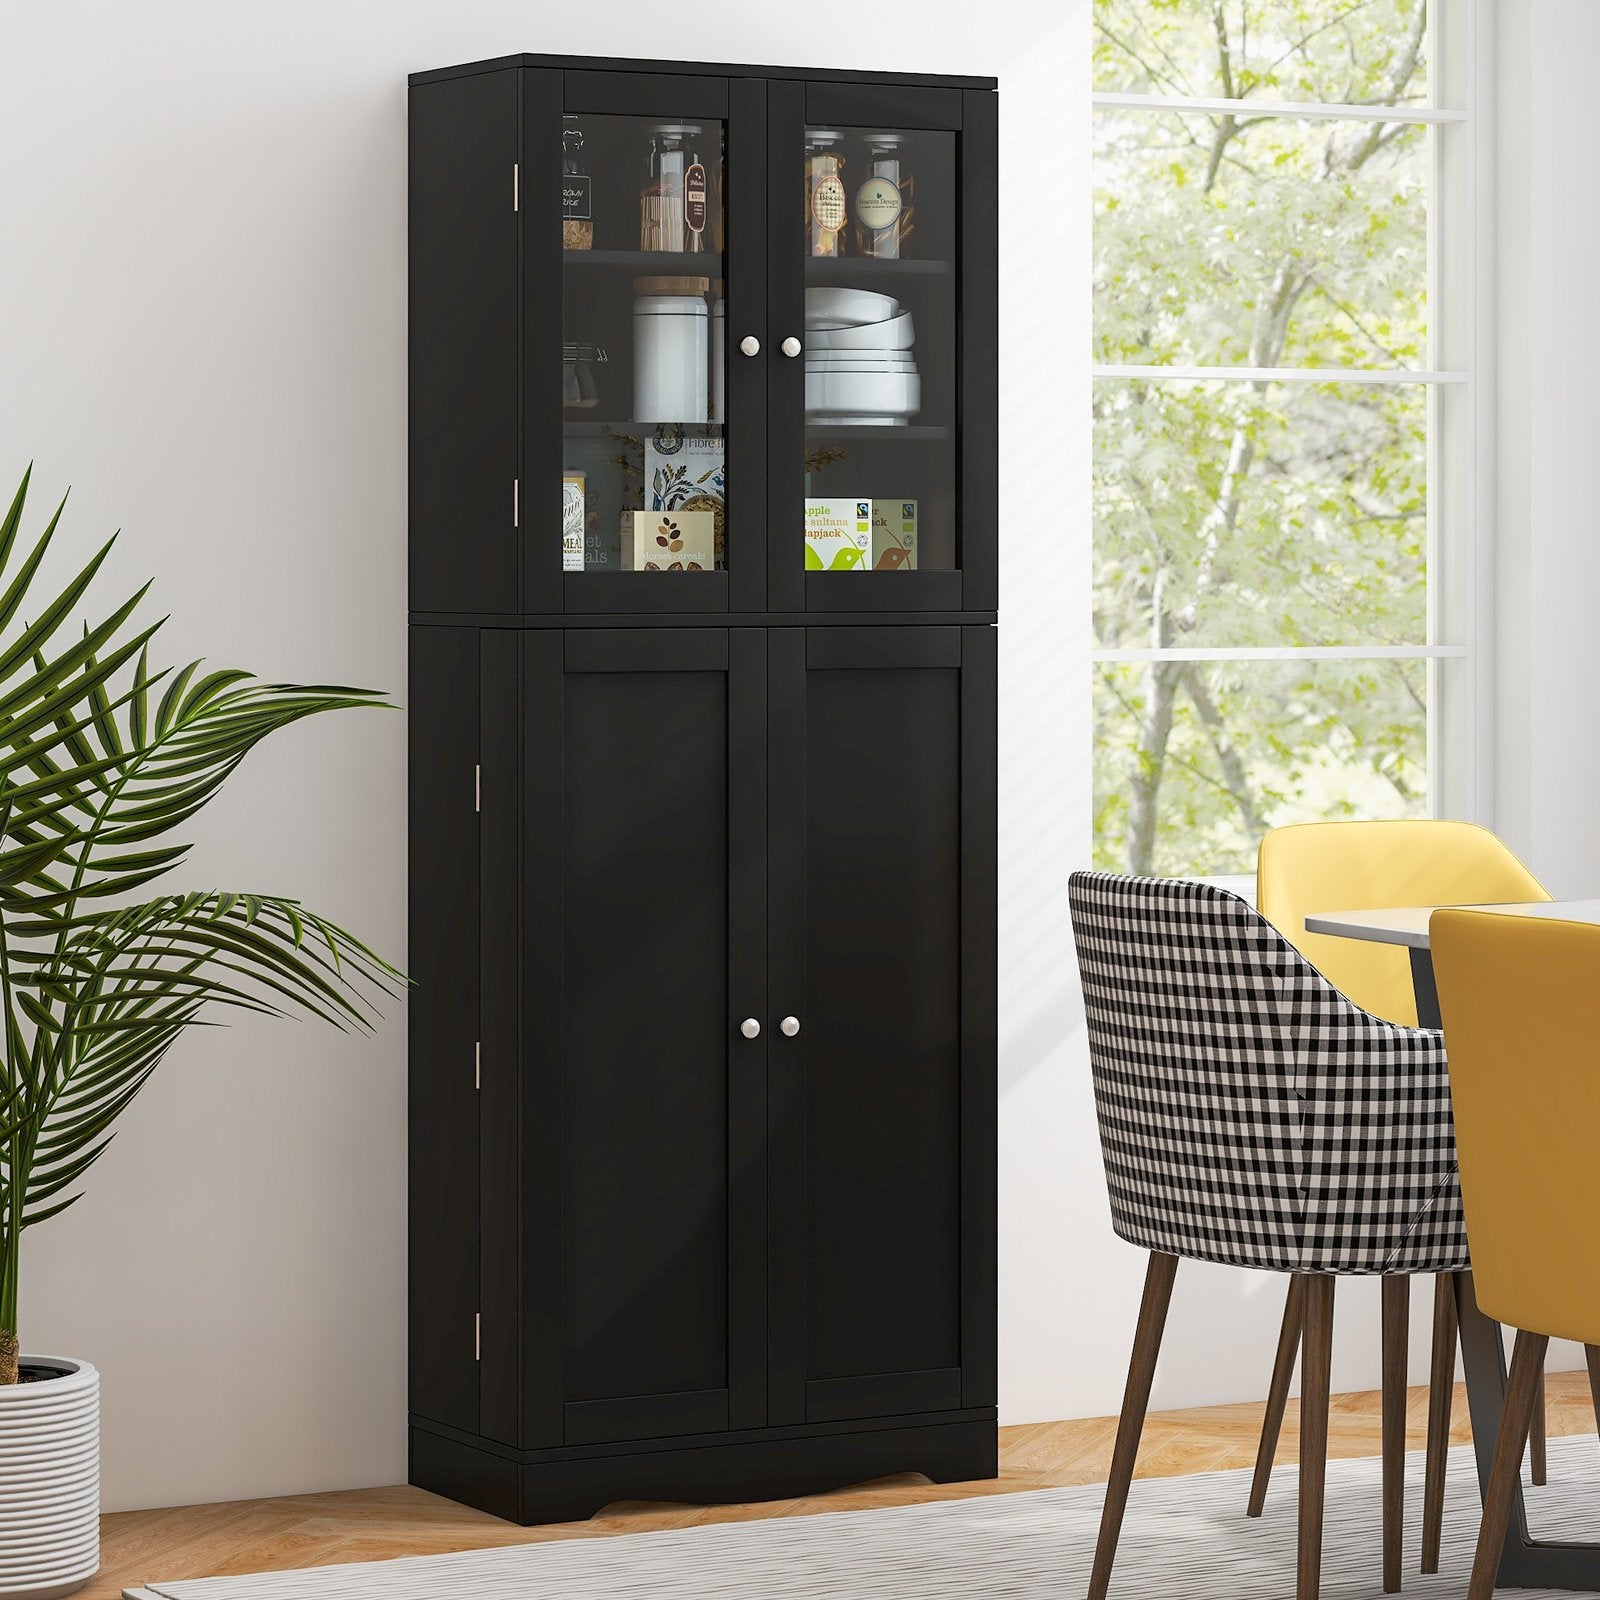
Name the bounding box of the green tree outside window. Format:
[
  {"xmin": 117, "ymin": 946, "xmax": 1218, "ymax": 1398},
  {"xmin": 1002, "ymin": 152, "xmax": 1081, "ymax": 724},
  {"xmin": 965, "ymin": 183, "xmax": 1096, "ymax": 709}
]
[{"xmin": 1093, "ymin": 0, "xmax": 1437, "ymax": 876}]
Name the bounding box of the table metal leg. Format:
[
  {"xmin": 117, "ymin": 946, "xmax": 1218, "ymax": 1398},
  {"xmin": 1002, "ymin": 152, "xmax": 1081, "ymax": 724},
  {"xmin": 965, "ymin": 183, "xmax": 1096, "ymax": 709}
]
[
  {"xmin": 1410, "ymin": 946, "xmax": 1443, "ymax": 1029},
  {"xmin": 1456, "ymin": 1268, "xmax": 1600, "ymax": 1589}
]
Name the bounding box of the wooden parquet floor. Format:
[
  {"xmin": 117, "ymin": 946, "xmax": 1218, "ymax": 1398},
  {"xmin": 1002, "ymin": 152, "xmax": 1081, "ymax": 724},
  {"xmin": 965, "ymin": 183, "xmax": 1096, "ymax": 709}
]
[{"xmin": 91, "ymin": 1371, "xmax": 1600, "ymax": 1598}]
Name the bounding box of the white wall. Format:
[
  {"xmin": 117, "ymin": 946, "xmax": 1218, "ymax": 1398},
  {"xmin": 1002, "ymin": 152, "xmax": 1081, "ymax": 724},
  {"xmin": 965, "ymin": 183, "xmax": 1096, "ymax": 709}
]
[
  {"xmin": 0, "ymin": 0, "xmax": 1503, "ymax": 1516},
  {"xmin": 1493, "ymin": 0, "xmax": 1600, "ymax": 899},
  {"xmin": 1488, "ymin": 0, "xmax": 1600, "ymax": 1384}
]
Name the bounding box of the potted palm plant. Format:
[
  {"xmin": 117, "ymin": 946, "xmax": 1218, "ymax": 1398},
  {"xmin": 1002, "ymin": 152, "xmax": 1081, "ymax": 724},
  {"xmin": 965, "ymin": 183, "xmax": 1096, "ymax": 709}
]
[{"xmin": 0, "ymin": 468, "xmax": 401, "ymax": 1598}]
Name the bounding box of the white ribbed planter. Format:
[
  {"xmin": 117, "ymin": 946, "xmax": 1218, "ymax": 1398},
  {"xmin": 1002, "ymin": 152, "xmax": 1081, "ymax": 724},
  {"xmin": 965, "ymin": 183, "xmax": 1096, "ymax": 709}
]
[{"xmin": 0, "ymin": 1359, "xmax": 99, "ymax": 1600}]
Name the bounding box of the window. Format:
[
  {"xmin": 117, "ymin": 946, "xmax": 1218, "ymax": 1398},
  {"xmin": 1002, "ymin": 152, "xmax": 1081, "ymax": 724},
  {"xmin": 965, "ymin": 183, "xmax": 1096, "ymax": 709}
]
[{"xmin": 1091, "ymin": 0, "xmax": 1474, "ymax": 877}]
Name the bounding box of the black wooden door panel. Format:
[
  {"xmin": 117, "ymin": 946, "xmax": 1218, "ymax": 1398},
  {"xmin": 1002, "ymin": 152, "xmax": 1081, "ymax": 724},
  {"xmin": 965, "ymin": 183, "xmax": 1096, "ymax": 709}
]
[
  {"xmin": 563, "ymin": 650, "xmax": 731, "ymax": 1408},
  {"xmin": 409, "ymin": 71, "xmax": 521, "ymax": 614},
  {"xmin": 956, "ymin": 90, "xmax": 999, "ymax": 614},
  {"xmin": 512, "ymin": 628, "xmax": 767, "ymax": 1448},
  {"xmin": 408, "ymin": 627, "xmax": 482, "ymax": 1433},
  {"xmin": 767, "ymin": 626, "xmax": 995, "ymax": 1425},
  {"xmin": 804, "ymin": 638, "xmax": 963, "ymax": 1383},
  {"xmin": 480, "ymin": 631, "xmax": 524, "ymax": 1445}
]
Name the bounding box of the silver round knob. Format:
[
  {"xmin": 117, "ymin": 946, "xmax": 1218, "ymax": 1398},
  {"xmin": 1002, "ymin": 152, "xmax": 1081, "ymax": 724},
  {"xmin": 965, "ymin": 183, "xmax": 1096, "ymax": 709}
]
[
  {"xmin": 780, "ymin": 1016, "xmax": 800, "ymax": 1038},
  {"xmin": 739, "ymin": 335, "xmax": 761, "ymax": 358},
  {"xmin": 740, "ymin": 1018, "xmax": 761, "ymax": 1039},
  {"xmin": 781, "ymin": 336, "xmax": 803, "ymax": 358}
]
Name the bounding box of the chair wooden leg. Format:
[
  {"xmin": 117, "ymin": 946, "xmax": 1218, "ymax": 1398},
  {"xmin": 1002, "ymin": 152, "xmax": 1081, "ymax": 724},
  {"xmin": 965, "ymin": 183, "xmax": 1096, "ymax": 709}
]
[
  {"xmin": 1421, "ymin": 1272, "xmax": 1458, "ymax": 1575},
  {"xmin": 1468, "ymin": 1329, "xmax": 1549, "ymax": 1600},
  {"xmin": 1584, "ymin": 1343, "xmax": 1600, "ymax": 1430},
  {"xmin": 1298, "ymin": 1275, "xmax": 1335, "ymax": 1600},
  {"xmin": 1248, "ymin": 1276, "xmax": 1304, "ymax": 1517},
  {"xmin": 1529, "ymin": 1365, "xmax": 1547, "ymax": 1486},
  {"xmin": 1381, "ymin": 1275, "xmax": 1409, "ymax": 1594},
  {"xmin": 1088, "ymin": 1252, "xmax": 1179, "ymax": 1600}
]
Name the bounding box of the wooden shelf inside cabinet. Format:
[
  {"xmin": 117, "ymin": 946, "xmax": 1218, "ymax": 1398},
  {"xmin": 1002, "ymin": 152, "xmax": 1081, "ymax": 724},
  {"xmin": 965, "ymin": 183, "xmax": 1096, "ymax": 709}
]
[
  {"xmin": 804, "ymin": 257, "xmax": 951, "ymax": 278},
  {"xmin": 805, "ymin": 424, "xmax": 951, "ymax": 441},
  {"xmin": 564, "ymin": 249, "xmax": 726, "ymax": 275},
  {"xmin": 563, "ymin": 419, "xmax": 722, "ymax": 436}
]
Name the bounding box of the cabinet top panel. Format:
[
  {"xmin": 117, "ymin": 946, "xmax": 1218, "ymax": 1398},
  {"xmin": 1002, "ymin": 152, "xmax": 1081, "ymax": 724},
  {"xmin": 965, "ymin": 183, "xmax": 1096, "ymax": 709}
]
[{"xmin": 408, "ymin": 53, "xmax": 998, "ymax": 93}]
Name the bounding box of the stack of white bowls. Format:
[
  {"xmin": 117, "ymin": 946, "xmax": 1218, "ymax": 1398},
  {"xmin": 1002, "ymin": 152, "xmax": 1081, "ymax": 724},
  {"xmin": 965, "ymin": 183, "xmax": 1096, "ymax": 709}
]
[{"xmin": 805, "ymin": 289, "xmax": 920, "ymax": 425}]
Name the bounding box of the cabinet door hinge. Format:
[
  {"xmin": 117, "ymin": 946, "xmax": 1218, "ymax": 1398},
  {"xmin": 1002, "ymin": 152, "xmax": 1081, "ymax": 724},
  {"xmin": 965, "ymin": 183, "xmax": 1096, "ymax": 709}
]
[
  {"xmin": 513, "ymin": 478, "xmax": 519, "ymax": 528},
  {"xmin": 512, "ymin": 163, "xmax": 520, "ymax": 212},
  {"xmin": 474, "ymin": 1312, "xmax": 481, "ymax": 1362},
  {"xmin": 474, "ymin": 764, "xmax": 481, "ymax": 813},
  {"xmin": 475, "ymin": 1040, "xmax": 481, "ymax": 1090}
]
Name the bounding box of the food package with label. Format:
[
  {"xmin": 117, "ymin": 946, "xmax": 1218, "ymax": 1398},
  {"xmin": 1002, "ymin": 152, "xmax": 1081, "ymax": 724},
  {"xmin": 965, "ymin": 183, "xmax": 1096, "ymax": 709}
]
[
  {"xmin": 804, "ymin": 498, "xmax": 871, "ymax": 572},
  {"xmin": 645, "ymin": 426, "xmax": 726, "ymax": 566},
  {"xmin": 632, "ymin": 509, "xmax": 717, "ymax": 572},
  {"xmin": 870, "ymin": 499, "xmax": 918, "ymax": 570},
  {"xmin": 563, "ymin": 472, "xmax": 586, "ymax": 572}
]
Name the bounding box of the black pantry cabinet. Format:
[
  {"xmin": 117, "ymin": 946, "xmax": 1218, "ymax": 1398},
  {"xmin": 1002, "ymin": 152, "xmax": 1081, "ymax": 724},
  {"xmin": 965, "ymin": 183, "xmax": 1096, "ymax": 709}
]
[{"xmin": 408, "ymin": 51, "xmax": 998, "ymax": 1525}]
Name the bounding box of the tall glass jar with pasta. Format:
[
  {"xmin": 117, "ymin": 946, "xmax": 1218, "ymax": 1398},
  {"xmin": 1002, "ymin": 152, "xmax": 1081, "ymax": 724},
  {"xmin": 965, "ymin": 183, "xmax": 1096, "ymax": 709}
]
[
  {"xmin": 804, "ymin": 130, "xmax": 847, "ymax": 257},
  {"xmin": 641, "ymin": 124, "xmax": 708, "ymax": 254}
]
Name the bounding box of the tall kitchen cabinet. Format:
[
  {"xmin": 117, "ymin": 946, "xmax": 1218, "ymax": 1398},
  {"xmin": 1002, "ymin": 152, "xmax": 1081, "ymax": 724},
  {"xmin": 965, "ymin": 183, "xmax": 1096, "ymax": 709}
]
[{"xmin": 408, "ymin": 53, "xmax": 998, "ymax": 1525}]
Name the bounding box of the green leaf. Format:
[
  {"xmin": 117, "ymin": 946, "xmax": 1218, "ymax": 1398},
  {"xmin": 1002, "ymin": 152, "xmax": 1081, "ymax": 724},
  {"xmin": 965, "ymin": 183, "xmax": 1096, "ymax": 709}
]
[
  {"xmin": 17, "ymin": 991, "xmax": 59, "ymax": 1034},
  {"xmin": 0, "ymin": 494, "xmax": 71, "ymax": 644},
  {"xmin": 22, "ymin": 1192, "xmax": 87, "ymax": 1228},
  {"xmin": 0, "ymin": 834, "xmax": 73, "ymax": 889},
  {"xmin": 0, "ymin": 467, "xmax": 33, "ymax": 581},
  {"xmin": 129, "ymin": 646, "xmax": 151, "ymax": 750},
  {"xmin": 153, "ymin": 661, "xmax": 200, "ymax": 737},
  {"xmin": 84, "ymin": 635, "xmax": 125, "ymax": 763},
  {"xmin": 0, "ymin": 545, "xmax": 145, "ymax": 685}
]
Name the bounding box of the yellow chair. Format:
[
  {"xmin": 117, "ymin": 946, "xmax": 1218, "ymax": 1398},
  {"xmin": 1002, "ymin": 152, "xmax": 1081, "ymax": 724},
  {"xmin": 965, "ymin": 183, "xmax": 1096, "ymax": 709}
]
[
  {"xmin": 1252, "ymin": 820, "xmax": 1551, "ymax": 1573},
  {"xmin": 1258, "ymin": 819, "xmax": 1548, "ymax": 1028},
  {"xmin": 1431, "ymin": 909, "xmax": 1600, "ymax": 1599}
]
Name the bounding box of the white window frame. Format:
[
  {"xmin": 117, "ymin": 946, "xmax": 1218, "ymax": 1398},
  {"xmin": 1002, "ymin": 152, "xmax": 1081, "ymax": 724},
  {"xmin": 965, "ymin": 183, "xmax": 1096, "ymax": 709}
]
[{"xmin": 1090, "ymin": 2, "xmax": 1492, "ymax": 889}]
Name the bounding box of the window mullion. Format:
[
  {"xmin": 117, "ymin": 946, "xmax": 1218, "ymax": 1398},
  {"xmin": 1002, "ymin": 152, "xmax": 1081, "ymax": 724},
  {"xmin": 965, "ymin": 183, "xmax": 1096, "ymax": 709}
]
[{"xmin": 1092, "ymin": 90, "xmax": 1464, "ymax": 125}]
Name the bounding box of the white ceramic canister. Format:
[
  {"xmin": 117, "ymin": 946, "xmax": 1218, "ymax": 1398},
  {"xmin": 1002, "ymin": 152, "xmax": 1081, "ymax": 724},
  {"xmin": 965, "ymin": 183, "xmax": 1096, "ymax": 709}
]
[
  {"xmin": 633, "ymin": 295, "xmax": 708, "ymax": 424},
  {"xmin": 0, "ymin": 1357, "xmax": 100, "ymax": 1599},
  {"xmin": 710, "ymin": 298, "xmax": 726, "ymax": 425}
]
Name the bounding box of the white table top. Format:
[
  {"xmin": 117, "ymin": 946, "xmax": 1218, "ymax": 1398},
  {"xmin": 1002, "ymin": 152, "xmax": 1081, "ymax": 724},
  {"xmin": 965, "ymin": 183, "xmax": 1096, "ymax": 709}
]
[{"xmin": 1304, "ymin": 898, "xmax": 1600, "ymax": 950}]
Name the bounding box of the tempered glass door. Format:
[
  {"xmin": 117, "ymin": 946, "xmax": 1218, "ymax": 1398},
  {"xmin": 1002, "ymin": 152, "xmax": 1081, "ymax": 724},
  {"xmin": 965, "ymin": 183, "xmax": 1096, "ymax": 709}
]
[
  {"xmin": 803, "ymin": 122, "xmax": 955, "ymax": 572},
  {"xmin": 550, "ymin": 72, "xmax": 767, "ymax": 614},
  {"xmin": 768, "ymin": 81, "xmax": 995, "ymax": 613}
]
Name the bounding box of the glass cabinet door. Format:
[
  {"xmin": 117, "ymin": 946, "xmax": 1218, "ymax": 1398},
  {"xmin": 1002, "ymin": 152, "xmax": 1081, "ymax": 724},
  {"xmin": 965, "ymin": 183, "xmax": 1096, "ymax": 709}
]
[
  {"xmin": 803, "ymin": 126, "xmax": 955, "ymax": 569},
  {"xmin": 562, "ymin": 113, "xmax": 727, "ymax": 576},
  {"xmin": 768, "ymin": 82, "xmax": 993, "ymax": 613},
  {"xmin": 550, "ymin": 75, "xmax": 765, "ymax": 614}
]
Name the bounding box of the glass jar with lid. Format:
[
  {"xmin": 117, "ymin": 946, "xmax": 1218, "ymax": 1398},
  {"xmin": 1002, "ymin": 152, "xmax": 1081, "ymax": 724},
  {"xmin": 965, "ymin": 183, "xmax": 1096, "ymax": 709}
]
[
  {"xmin": 804, "ymin": 130, "xmax": 848, "ymax": 257},
  {"xmin": 562, "ymin": 116, "xmax": 593, "ymax": 250},
  {"xmin": 853, "ymin": 131, "xmax": 911, "ymax": 259},
  {"xmin": 641, "ymin": 124, "xmax": 709, "ymax": 254},
  {"xmin": 632, "ymin": 275, "xmax": 710, "ymax": 423}
]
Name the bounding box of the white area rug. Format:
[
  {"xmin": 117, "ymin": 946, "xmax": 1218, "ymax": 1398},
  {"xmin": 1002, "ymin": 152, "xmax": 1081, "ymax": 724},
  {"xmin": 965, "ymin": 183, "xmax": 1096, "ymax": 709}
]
[{"xmin": 127, "ymin": 1435, "xmax": 1600, "ymax": 1599}]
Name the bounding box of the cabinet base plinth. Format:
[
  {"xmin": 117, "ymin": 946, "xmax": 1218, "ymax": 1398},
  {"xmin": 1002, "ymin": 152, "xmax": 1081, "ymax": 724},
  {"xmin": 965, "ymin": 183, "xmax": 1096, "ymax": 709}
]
[{"xmin": 409, "ymin": 1415, "xmax": 998, "ymax": 1527}]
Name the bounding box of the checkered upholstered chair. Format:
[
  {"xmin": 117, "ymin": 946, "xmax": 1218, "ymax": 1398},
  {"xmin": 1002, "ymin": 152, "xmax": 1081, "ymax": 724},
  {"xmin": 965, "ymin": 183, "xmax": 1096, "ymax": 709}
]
[
  {"xmin": 1070, "ymin": 871, "xmax": 1468, "ymax": 1600},
  {"xmin": 1252, "ymin": 819, "xmax": 1552, "ymax": 1577}
]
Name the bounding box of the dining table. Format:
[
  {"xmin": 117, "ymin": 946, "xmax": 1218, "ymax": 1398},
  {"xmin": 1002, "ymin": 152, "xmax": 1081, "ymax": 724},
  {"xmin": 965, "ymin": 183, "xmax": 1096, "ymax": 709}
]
[{"xmin": 1305, "ymin": 897, "xmax": 1600, "ymax": 1592}]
